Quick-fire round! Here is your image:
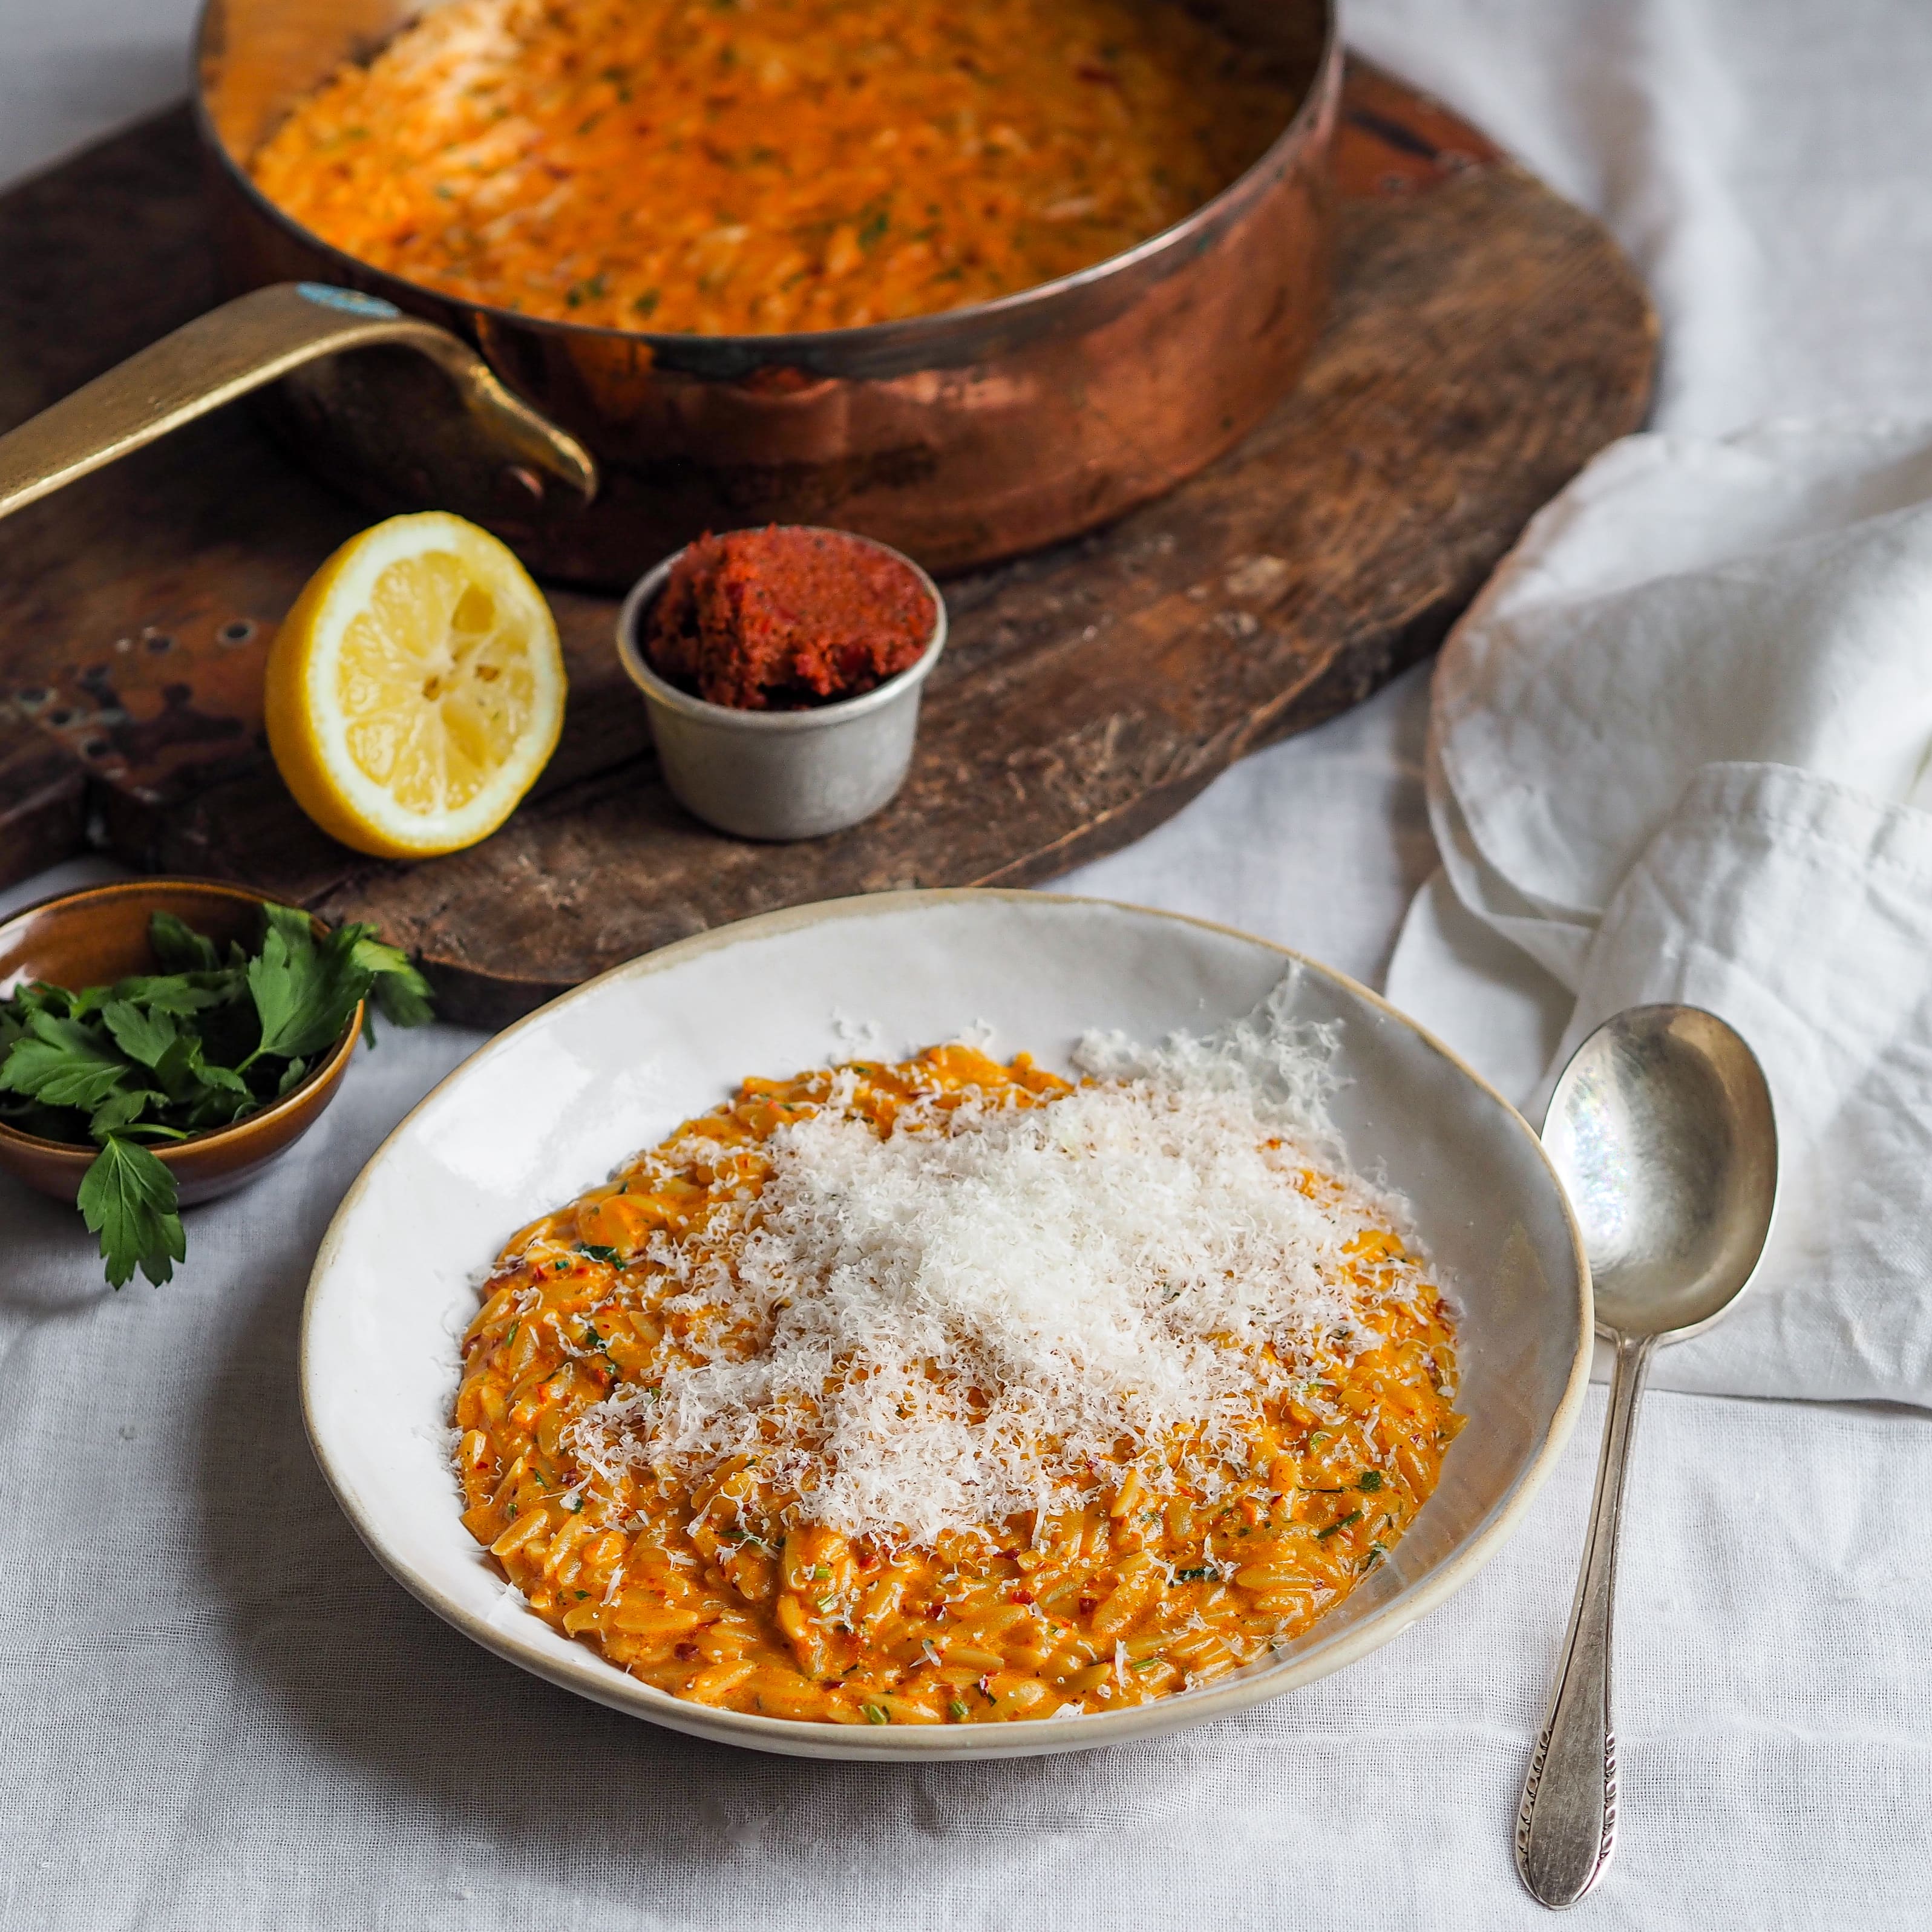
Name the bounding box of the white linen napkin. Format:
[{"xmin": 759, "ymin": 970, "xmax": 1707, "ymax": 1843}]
[{"xmin": 1386, "ymin": 419, "xmax": 1932, "ymax": 1406}]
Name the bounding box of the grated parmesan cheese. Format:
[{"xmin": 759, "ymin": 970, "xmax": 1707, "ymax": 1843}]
[{"xmin": 565, "ymin": 983, "xmax": 1432, "ymax": 1548}]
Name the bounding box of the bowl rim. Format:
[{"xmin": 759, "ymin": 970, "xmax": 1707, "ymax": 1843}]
[
  {"xmin": 193, "ymin": 0, "xmax": 1340, "ymax": 359},
  {"xmin": 0, "ymin": 876, "xmax": 363, "ymax": 1164},
  {"xmin": 299, "ymin": 886, "xmax": 1594, "ymax": 1761},
  {"xmin": 614, "ymin": 528, "xmax": 949, "ymax": 733}
]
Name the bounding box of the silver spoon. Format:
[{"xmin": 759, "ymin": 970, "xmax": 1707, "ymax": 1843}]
[{"xmin": 1516, "ymin": 1004, "xmax": 1777, "ymax": 1909}]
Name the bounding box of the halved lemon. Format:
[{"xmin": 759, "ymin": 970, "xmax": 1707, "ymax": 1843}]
[{"xmin": 264, "ymin": 512, "xmax": 566, "ymax": 859}]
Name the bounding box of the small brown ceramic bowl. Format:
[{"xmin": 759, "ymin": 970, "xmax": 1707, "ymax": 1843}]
[{"xmin": 0, "ymin": 878, "xmax": 362, "ymax": 1207}]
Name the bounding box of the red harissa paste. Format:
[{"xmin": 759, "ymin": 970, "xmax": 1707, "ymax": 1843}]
[{"xmin": 644, "ymin": 526, "xmax": 935, "ymax": 711}]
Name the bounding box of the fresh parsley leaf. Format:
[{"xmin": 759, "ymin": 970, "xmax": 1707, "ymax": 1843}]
[
  {"xmin": 0, "ymin": 1012, "xmax": 131, "ymax": 1109},
  {"xmin": 275, "ymin": 1055, "xmax": 311, "ymax": 1096},
  {"xmin": 261, "ymin": 900, "xmax": 316, "ymax": 959},
  {"xmin": 181, "ymin": 1041, "xmax": 248, "ymax": 1096},
  {"xmin": 149, "ymin": 1029, "xmax": 255, "ymax": 1131},
  {"xmin": 575, "ymin": 1242, "xmax": 621, "ymax": 1264},
  {"xmin": 245, "ymin": 912, "xmax": 437, "ymax": 1061},
  {"xmin": 102, "ymin": 999, "xmax": 180, "ymax": 1070},
  {"xmin": 180, "ymin": 1087, "xmax": 252, "ymax": 1133},
  {"xmin": 1317, "ymin": 1509, "xmax": 1364, "ymax": 1541},
  {"xmin": 77, "ymin": 1136, "xmax": 185, "ymax": 1288},
  {"xmin": 110, "ymin": 974, "xmax": 229, "ymax": 1017},
  {"xmin": 345, "ymin": 931, "xmax": 436, "ymax": 1030},
  {"xmin": 1357, "ymin": 1470, "xmax": 1384, "ymax": 1493},
  {"xmin": 88, "ymin": 1083, "xmax": 166, "ymax": 1138},
  {"xmin": 148, "ymin": 911, "xmax": 219, "ymax": 973},
  {"xmin": 246, "ymin": 914, "xmax": 336, "ymax": 1063}
]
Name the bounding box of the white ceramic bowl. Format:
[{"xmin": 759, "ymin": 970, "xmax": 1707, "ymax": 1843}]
[{"xmin": 302, "ymin": 891, "xmax": 1591, "ymax": 1761}]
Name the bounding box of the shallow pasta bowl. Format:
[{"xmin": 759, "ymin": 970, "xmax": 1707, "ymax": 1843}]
[{"xmin": 301, "ymin": 889, "xmax": 1591, "ymax": 1760}]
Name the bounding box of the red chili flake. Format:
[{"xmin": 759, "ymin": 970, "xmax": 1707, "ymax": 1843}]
[
  {"xmin": 673, "ymin": 1641, "xmax": 701, "ymax": 1661},
  {"xmin": 1009, "ymin": 1589, "xmax": 1035, "ymax": 1605},
  {"xmin": 1077, "ymin": 1596, "xmax": 1099, "ymax": 1616},
  {"xmin": 644, "ymin": 525, "xmax": 934, "ymax": 710}
]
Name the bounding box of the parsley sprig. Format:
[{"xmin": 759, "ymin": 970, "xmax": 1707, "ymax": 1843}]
[{"xmin": 1, "ymin": 904, "xmax": 433, "ymax": 1288}]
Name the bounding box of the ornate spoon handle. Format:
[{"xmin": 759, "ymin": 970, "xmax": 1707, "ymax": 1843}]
[{"xmin": 1516, "ymin": 1330, "xmax": 1657, "ymax": 1908}]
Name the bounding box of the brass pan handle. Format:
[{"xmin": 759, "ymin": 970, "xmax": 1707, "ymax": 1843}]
[{"xmin": 0, "ymin": 281, "xmax": 597, "ymax": 523}]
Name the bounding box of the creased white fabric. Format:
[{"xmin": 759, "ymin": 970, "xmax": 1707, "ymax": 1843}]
[
  {"xmin": 3, "ymin": 856, "xmax": 1929, "ymax": 1928},
  {"xmin": 7, "ymin": 0, "xmax": 1932, "ymax": 1925},
  {"xmin": 1387, "ymin": 421, "xmax": 1932, "ymax": 1406},
  {"xmin": 1344, "ymin": 0, "xmax": 1932, "ymax": 437}
]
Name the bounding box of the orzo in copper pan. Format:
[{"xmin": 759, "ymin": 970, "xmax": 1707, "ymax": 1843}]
[{"xmin": 0, "ymin": 0, "xmax": 1338, "ymax": 586}]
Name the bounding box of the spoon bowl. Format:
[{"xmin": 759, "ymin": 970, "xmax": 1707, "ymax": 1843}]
[
  {"xmin": 1516, "ymin": 1004, "xmax": 1776, "ymax": 1910},
  {"xmin": 1544, "ymin": 1005, "xmax": 1777, "ymax": 1339}
]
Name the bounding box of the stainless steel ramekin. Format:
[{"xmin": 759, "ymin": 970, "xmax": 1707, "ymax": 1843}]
[{"xmin": 615, "ymin": 532, "xmax": 946, "ymax": 841}]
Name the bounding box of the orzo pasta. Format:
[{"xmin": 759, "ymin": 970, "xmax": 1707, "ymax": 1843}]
[
  {"xmin": 249, "ymin": 0, "xmax": 1299, "ymax": 334},
  {"xmin": 454, "ymin": 1021, "xmax": 1461, "ymax": 1726}
]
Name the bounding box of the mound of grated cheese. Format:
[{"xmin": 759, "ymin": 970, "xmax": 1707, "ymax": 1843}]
[{"xmin": 566, "ymin": 983, "xmax": 1433, "ymax": 1548}]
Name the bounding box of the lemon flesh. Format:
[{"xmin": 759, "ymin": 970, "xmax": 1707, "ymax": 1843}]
[{"xmin": 264, "ymin": 513, "xmax": 565, "ymax": 859}]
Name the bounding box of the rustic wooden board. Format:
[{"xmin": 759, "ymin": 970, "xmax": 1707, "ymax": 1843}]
[{"xmin": 0, "ymin": 62, "xmax": 1654, "ymax": 1024}]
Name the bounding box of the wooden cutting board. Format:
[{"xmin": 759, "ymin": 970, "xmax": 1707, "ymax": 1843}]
[{"xmin": 0, "ymin": 62, "xmax": 1654, "ymax": 1026}]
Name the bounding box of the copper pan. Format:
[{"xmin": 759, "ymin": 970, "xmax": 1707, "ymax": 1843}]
[{"xmin": 0, "ymin": 0, "xmax": 1338, "ymax": 588}]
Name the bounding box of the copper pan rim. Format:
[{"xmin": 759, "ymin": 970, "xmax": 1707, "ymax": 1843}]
[
  {"xmin": 190, "ymin": 0, "xmax": 1338, "ymax": 362},
  {"xmin": 177, "ymin": 0, "xmax": 1341, "ymax": 578}
]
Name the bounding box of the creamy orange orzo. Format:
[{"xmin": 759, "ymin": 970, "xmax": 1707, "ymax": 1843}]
[
  {"xmin": 250, "ymin": 0, "xmax": 1299, "ymax": 334},
  {"xmin": 454, "ymin": 1038, "xmax": 1461, "ymax": 1724}
]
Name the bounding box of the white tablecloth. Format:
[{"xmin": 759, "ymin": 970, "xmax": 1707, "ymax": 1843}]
[{"xmin": 4, "ymin": 3, "xmax": 1930, "ymax": 1924}]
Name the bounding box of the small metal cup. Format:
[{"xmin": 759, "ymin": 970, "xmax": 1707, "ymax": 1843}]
[{"xmin": 615, "ymin": 531, "xmax": 946, "ymax": 841}]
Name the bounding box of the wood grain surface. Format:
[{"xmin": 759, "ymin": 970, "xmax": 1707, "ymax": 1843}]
[{"xmin": 0, "ymin": 63, "xmax": 1654, "ymax": 1024}]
